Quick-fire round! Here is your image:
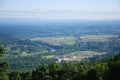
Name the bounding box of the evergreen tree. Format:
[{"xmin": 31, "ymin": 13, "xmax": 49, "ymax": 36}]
[
  {"xmin": 9, "ymin": 71, "xmax": 21, "ymax": 80},
  {"xmin": 104, "ymin": 53, "xmax": 120, "ymax": 80},
  {"xmin": 0, "ymin": 44, "xmax": 9, "ymax": 80},
  {"xmin": 86, "ymin": 69, "xmax": 99, "ymax": 80}
]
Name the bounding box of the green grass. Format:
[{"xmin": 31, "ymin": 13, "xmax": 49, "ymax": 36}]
[
  {"xmin": 41, "ymin": 51, "xmax": 106, "ymax": 60},
  {"xmin": 68, "ymin": 51, "xmax": 104, "ymax": 55},
  {"xmin": 20, "ymin": 50, "xmax": 48, "ymax": 57},
  {"xmin": 30, "ymin": 35, "xmax": 117, "ymax": 45},
  {"xmin": 80, "ymin": 35, "xmax": 117, "ymax": 42},
  {"xmin": 42, "ymin": 55, "xmax": 55, "ymax": 59},
  {"xmin": 30, "ymin": 36, "xmax": 76, "ymax": 45}
]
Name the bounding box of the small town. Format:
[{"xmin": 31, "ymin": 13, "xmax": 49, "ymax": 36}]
[{"xmin": 54, "ymin": 52, "xmax": 106, "ymax": 63}]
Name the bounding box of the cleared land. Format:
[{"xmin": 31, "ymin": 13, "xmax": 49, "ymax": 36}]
[
  {"xmin": 80, "ymin": 35, "xmax": 117, "ymax": 42},
  {"xmin": 30, "ymin": 35, "xmax": 117, "ymax": 45},
  {"xmin": 42, "ymin": 55, "xmax": 55, "ymax": 59},
  {"xmin": 20, "ymin": 50, "xmax": 48, "ymax": 57},
  {"xmin": 42, "ymin": 51, "xmax": 106, "ymax": 62},
  {"xmin": 30, "ymin": 36, "xmax": 76, "ymax": 45},
  {"xmin": 58, "ymin": 51, "xmax": 106, "ymax": 62}
]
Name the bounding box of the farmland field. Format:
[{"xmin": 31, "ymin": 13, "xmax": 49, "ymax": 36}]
[
  {"xmin": 80, "ymin": 35, "xmax": 117, "ymax": 42},
  {"xmin": 20, "ymin": 50, "xmax": 48, "ymax": 57},
  {"xmin": 42, "ymin": 55, "xmax": 55, "ymax": 59},
  {"xmin": 42, "ymin": 50, "xmax": 107, "ymax": 62},
  {"xmin": 1, "ymin": 19, "xmax": 120, "ymax": 71},
  {"xmin": 30, "ymin": 36, "xmax": 76, "ymax": 45},
  {"xmin": 68, "ymin": 51, "xmax": 106, "ymax": 55},
  {"xmin": 30, "ymin": 35, "xmax": 118, "ymax": 45}
]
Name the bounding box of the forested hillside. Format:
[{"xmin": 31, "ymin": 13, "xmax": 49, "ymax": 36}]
[{"xmin": 0, "ymin": 44, "xmax": 120, "ymax": 80}]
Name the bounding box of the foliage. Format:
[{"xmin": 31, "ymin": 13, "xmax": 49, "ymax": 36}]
[
  {"xmin": 5, "ymin": 53, "xmax": 120, "ymax": 80},
  {"xmin": 0, "ymin": 44, "xmax": 120, "ymax": 80},
  {"xmin": 0, "ymin": 44, "xmax": 9, "ymax": 80}
]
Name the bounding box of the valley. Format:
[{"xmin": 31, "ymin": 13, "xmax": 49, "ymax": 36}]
[{"xmin": 0, "ymin": 19, "xmax": 120, "ymax": 71}]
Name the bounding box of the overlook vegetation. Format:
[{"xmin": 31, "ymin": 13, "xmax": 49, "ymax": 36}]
[
  {"xmin": 30, "ymin": 36, "xmax": 76, "ymax": 45},
  {"xmin": 0, "ymin": 0, "xmax": 120, "ymax": 79},
  {"xmin": 0, "ymin": 20, "xmax": 120, "ymax": 71},
  {"xmin": 0, "ymin": 44, "xmax": 120, "ymax": 80}
]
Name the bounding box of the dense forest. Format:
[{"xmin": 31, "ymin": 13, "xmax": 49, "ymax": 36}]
[{"xmin": 0, "ymin": 44, "xmax": 120, "ymax": 80}]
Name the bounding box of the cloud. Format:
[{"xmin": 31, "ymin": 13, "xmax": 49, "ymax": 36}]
[{"xmin": 0, "ymin": 10, "xmax": 120, "ymax": 19}]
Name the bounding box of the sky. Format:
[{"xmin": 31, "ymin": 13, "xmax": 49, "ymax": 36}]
[{"xmin": 0, "ymin": 0, "xmax": 120, "ymax": 20}]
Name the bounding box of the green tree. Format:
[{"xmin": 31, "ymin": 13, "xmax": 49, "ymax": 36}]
[
  {"xmin": 43, "ymin": 75, "xmax": 52, "ymax": 80},
  {"xmin": 21, "ymin": 71, "xmax": 32, "ymax": 80},
  {"xmin": 104, "ymin": 53, "xmax": 120, "ymax": 80},
  {"xmin": 86, "ymin": 69, "xmax": 99, "ymax": 80},
  {"xmin": 0, "ymin": 72, "xmax": 9, "ymax": 80},
  {"xmin": 0, "ymin": 44, "xmax": 5, "ymax": 58},
  {"xmin": 0, "ymin": 44, "xmax": 9, "ymax": 80},
  {"xmin": 9, "ymin": 71, "xmax": 21, "ymax": 80}
]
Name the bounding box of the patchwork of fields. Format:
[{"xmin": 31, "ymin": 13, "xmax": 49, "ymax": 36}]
[
  {"xmin": 42, "ymin": 51, "xmax": 107, "ymax": 62},
  {"xmin": 80, "ymin": 35, "xmax": 117, "ymax": 42},
  {"xmin": 30, "ymin": 36, "xmax": 76, "ymax": 45},
  {"xmin": 29, "ymin": 34, "xmax": 118, "ymax": 62},
  {"xmin": 30, "ymin": 34, "xmax": 117, "ymax": 45}
]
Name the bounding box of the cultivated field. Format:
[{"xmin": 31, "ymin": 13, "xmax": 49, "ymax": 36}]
[
  {"xmin": 30, "ymin": 35, "xmax": 117, "ymax": 45},
  {"xmin": 80, "ymin": 34, "xmax": 117, "ymax": 42},
  {"xmin": 30, "ymin": 36, "xmax": 76, "ymax": 45},
  {"xmin": 42, "ymin": 50, "xmax": 107, "ymax": 63}
]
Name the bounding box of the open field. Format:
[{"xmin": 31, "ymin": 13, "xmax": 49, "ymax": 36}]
[
  {"xmin": 68, "ymin": 51, "xmax": 104, "ymax": 55},
  {"xmin": 42, "ymin": 55, "xmax": 55, "ymax": 59},
  {"xmin": 30, "ymin": 36, "xmax": 76, "ymax": 45},
  {"xmin": 30, "ymin": 35, "xmax": 117, "ymax": 46},
  {"xmin": 55, "ymin": 51, "xmax": 107, "ymax": 62},
  {"xmin": 80, "ymin": 35, "xmax": 117, "ymax": 42},
  {"xmin": 20, "ymin": 50, "xmax": 48, "ymax": 57},
  {"xmin": 42, "ymin": 51, "xmax": 107, "ymax": 60}
]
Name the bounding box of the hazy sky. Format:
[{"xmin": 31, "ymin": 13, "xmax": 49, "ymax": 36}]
[{"xmin": 0, "ymin": 0, "xmax": 120, "ymax": 19}]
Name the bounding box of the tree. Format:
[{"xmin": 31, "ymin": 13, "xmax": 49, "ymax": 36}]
[
  {"xmin": 21, "ymin": 71, "xmax": 32, "ymax": 80},
  {"xmin": 104, "ymin": 53, "xmax": 120, "ymax": 80},
  {"xmin": 0, "ymin": 44, "xmax": 9, "ymax": 80},
  {"xmin": 9, "ymin": 71, "xmax": 21, "ymax": 80},
  {"xmin": 0, "ymin": 44, "xmax": 5, "ymax": 58},
  {"xmin": 0, "ymin": 72, "xmax": 9, "ymax": 80},
  {"xmin": 86, "ymin": 69, "xmax": 99, "ymax": 80}
]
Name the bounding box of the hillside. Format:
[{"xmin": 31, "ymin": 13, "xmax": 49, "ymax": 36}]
[{"xmin": 0, "ymin": 44, "xmax": 120, "ymax": 80}]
